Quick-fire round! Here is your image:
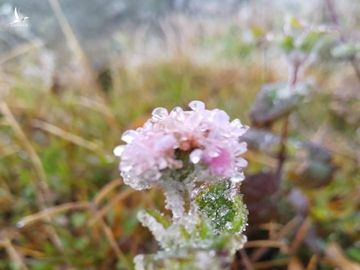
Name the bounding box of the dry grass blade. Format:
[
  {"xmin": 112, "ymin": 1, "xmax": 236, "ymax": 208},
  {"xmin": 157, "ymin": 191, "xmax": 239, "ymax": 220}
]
[
  {"xmin": 17, "ymin": 202, "xmax": 90, "ymax": 228},
  {"xmin": 252, "ymin": 258, "xmax": 289, "ymax": 269},
  {"xmin": 47, "ymin": 0, "xmax": 119, "ymax": 132},
  {"xmin": 240, "ymin": 250, "xmax": 255, "ymax": 270},
  {"xmin": 90, "ymin": 210, "xmax": 133, "ymax": 269},
  {"xmin": 76, "ymin": 97, "xmax": 118, "ymax": 125},
  {"xmin": 290, "ymin": 217, "xmax": 311, "ymax": 254},
  {"xmin": 277, "ymin": 216, "xmax": 302, "ymax": 238},
  {"xmin": 0, "ymin": 102, "xmax": 47, "ymax": 186},
  {"xmin": 250, "ymin": 217, "xmax": 301, "ymax": 262},
  {"xmin": 0, "ymin": 238, "xmax": 29, "ymax": 270},
  {"xmin": 245, "ymin": 240, "xmax": 287, "ymax": 249},
  {"xmin": 288, "ymin": 257, "xmax": 305, "ymax": 270},
  {"xmin": 0, "ymin": 144, "xmax": 19, "ymax": 158},
  {"xmin": 93, "ymin": 179, "xmax": 123, "ymax": 205},
  {"xmin": 0, "ymin": 101, "xmax": 64, "ymax": 250},
  {"xmin": 324, "ymin": 242, "xmax": 360, "ymax": 270},
  {"xmin": 90, "ymin": 188, "xmax": 135, "ymax": 226},
  {"xmin": 32, "ymin": 119, "xmax": 103, "ymax": 154},
  {"xmin": 0, "ymin": 39, "xmax": 43, "ymax": 65},
  {"xmin": 305, "ymin": 255, "xmax": 318, "ymax": 270}
]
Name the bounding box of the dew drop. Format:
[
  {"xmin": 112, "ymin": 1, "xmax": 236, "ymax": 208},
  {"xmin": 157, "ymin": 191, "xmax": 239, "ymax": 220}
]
[
  {"xmin": 190, "ymin": 149, "xmax": 203, "ymax": 164},
  {"xmin": 189, "ymin": 100, "xmax": 205, "ymax": 111},
  {"xmin": 231, "ymin": 172, "xmax": 245, "ymax": 183},
  {"xmin": 113, "ymin": 145, "xmax": 125, "ymax": 157},
  {"xmin": 121, "ymin": 130, "xmax": 138, "ymax": 143},
  {"xmin": 152, "ymin": 107, "xmax": 168, "ymax": 120}
]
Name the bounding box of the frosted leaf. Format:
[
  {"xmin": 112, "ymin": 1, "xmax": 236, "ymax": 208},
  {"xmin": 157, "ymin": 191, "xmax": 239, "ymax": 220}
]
[
  {"xmin": 190, "ymin": 149, "xmax": 203, "ymax": 164},
  {"xmin": 113, "ymin": 145, "xmax": 125, "ymax": 157},
  {"xmin": 152, "ymin": 107, "xmax": 168, "ymax": 121},
  {"xmin": 122, "ymin": 174, "xmax": 151, "ymax": 190},
  {"xmin": 137, "ymin": 210, "xmax": 167, "ymax": 244},
  {"xmin": 196, "ymin": 180, "xmax": 247, "ymax": 234},
  {"xmin": 189, "ymin": 100, "xmax": 205, "ymax": 111},
  {"xmin": 121, "ymin": 130, "xmax": 138, "ymax": 143}
]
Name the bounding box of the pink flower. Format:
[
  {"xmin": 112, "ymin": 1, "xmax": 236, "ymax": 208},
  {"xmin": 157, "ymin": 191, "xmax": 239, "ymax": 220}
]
[
  {"xmin": 114, "ymin": 101, "xmax": 248, "ymax": 190},
  {"xmin": 203, "ymin": 148, "xmax": 232, "ymax": 176}
]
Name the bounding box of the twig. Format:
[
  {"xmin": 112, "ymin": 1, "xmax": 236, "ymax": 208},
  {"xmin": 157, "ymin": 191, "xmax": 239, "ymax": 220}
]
[{"xmin": 275, "ymin": 62, "xmax": 300, "ymax": 182}]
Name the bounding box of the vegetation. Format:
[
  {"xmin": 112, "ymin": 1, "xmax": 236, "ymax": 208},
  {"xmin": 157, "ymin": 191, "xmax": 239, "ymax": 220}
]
[{"xmin": 0, "ymin": 0, "xmax": 359, "ymax": 269}]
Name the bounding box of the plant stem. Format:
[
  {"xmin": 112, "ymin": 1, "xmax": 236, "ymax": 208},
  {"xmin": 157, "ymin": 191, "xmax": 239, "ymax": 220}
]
[
  {"xmin": 324, "ymin": 0, "xmax": 360, "ymax": 84},
  {"xmin": 275, "ymin": 62, "xmax": 299, "ymax": 182}
]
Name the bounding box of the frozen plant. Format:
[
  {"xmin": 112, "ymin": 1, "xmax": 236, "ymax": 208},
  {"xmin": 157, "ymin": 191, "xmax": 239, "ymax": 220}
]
[{"xmin": 114, "ymin": 101, "xmax": 249, "ymax": 270}]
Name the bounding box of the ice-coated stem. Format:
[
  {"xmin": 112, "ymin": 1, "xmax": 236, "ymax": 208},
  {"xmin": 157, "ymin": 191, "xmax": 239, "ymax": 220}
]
[{"xmin": 163, "ymin": 182, "xmax": 186, "ymax": 220}]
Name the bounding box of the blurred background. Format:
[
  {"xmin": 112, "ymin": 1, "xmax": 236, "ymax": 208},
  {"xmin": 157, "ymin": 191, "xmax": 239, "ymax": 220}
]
[{"xmin": 0, "ymin": 0, "xmax": 359, "ymax": 269}]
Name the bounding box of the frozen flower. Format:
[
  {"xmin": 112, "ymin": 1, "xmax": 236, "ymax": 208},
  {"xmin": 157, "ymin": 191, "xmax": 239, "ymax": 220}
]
[{"xmin": 114, "ymin": 101, "xmax": 248, "ymax": 190}]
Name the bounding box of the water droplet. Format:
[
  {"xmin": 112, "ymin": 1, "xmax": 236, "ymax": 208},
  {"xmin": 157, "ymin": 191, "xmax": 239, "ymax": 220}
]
[
  {"xmin": 190, "ymin": 149, "xmax": 203, "ymax": 164},
  {"xmin": 113, "ymin": 145, "xmax": 125, "ymax": 157},
  {"xmin": 189, "ymin": 100, "xmax": 205, "ymax": 111},
  {"xmin": 121, "ymin": 130, "xmax": 138, "ymax": 143},
  {"xmin": 231, "ymin": 172, "xmax": 245, "ymax": 183},
  {"xmin": 152, "ymin": 107, "xmax": 168, "ymax": 120},
  {"xmin": 230, "ymin": 118, "xmax": 242, "ymax": 128}
]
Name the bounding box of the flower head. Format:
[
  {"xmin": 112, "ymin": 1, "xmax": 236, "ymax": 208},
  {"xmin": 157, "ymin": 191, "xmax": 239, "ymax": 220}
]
[{"xmin": 114, "ymin": 101, "xmax": 248, "ymax": 190}]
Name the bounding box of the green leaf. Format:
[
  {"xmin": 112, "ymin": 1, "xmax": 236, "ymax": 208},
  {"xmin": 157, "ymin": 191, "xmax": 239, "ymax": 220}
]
[
  {"xmin": 346, "ymin": 247, "xmax": 360, "ymax": 262},
  {"xmin": 146, "ymin": 209, "xmax": 171, "ymax": 228},
  {"xmin": 300, "ymin": 30, "xmax": 324, "ymax": 52},
  {"xmin": 280, "ymin": 35, "xmax": 295, "ymax": 53},
  {"xmin": 332, "ymin": 42, "xmax": 360, "ymax": 59}
]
